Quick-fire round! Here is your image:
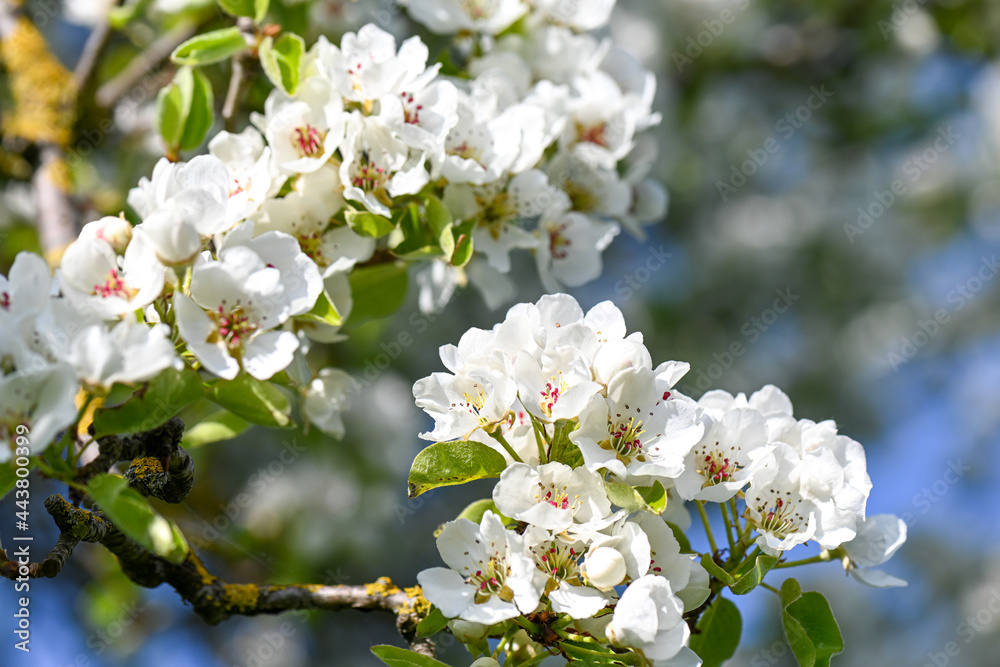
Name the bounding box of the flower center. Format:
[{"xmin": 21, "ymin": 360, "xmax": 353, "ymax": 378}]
[
  {"xmin": 475, "ymin": 191, "xmax": 518, "ymax": 240},
  {"xmin": 209, "ymin": 305, "xmax": 257, "ymax": 352},
  {"xmin": 466, "ymin": 556, "xmax": 513, "ymax": 604},
  {"xmin": 565, "ymin": 181, "xmax": 597, "ymax": 213},
  {"xmin": 539, "ymin": 374, "xmax": 568, "ymax": 417},
  {"xmin": 460, "ymin": 0, "xmax": 495, "ymax": 20},
  {"xmin": 350, "ymin": 156, "xmax": 390, "ymax": 194},
  {"xmin": 535, "ymin": 480, "xmax": 581, "ymax": 512},
  {"xmin": 1, "ymin": 291, "xmax": 10, "ymax": 311},
  {"xmin": 752, "ymin": 490, "xmax": 805, "ymax": 539},
  {"xmin": 530, "ymin": 541, "xmax": 581, "ymax": 582},
  {"xmin": 609, "ymin": 415, "xmax": 644, "ymax": 456},
  {"xmin": 577, "ymin": 122, "xmax": 609, "ymax": 147},
  {"xmin": 92, "ymin": 269, "xmax": 135, "ymax": 299},
  {"xmin": 293, "ymin": 125, "xmax": 325, "ymax": 158},
  {"xmin": 697, "ymin": 442, "xmax": 744, "ymax": 486},
  {"xmin": 401, "ymin": 92, "xmax": 424, "ymax": 124},
  {"xmin": 459, "ymin": 384, "xmax": 489, "ymax": 423},
  {"xmin": 450, "ymin": 141, "xmax": 484, "ymax": 165},
  {"xmin": 297, "ymin": 231, "xmax": 327, "ymax": 267},
  {"xmin": 546, "ymin": 222, "xmax": 572, "ymax": 261}
]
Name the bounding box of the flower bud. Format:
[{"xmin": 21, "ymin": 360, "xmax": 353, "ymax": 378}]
[
  {"xmin": 80, "ymin": 215, "xmax": 133, "ymax": 254},
  {"xmin": 449, "ymin": 619, "xmax": 488, "ymax": 643},
  {"xmin": 582, "ymin": 546, "xmax": 627, "ymax": 591}
]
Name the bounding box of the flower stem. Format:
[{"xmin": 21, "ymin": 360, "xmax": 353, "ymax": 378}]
[
  {"xmin": 773, "ymin": 551, "xmax": 832, "ymax": 569},
  {"xmin": 490, "ymin": 429, "xmax": 524, "ymax": 464},
  {"xmin": 530, "ymin": 417, "xmax": 549, "ymax": 464},
  {"xmin": 720, "ymin": 501, "xmax": 738, "ymax": 557},
  {"xmin": 696, "ymin": 501, "xmax": 719, "ymax": 555}
]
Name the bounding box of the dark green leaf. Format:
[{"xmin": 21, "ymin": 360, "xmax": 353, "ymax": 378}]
[
  {"xmin": 408, "ymin": 441, "xmax": 507, "ymax": 498},
  {"xmin": 179, "ymin": 67, "xmax": 214, "ymax": 151},
  {"xmin": 206, "ymin": 373, "xmax": 292, "ymax": 428},
  {"xmin": 87, "ymin": 474, "xmax": 188, "ymax": 564},
  {"xmin": 216, "ymin": 0, "xmax": 254, "ymax": 17},
  {"xmin": 171, "ymin": 27, "xmax": 247, "ymax": 66},
  {"xmin": 155, "ymin": 78, "xmax": 185, "ymax": 148},
  {"xmin": 92, "ymin": 367, "xmax": 204, "ymax": 439},
  {"xmin": 781, "ymin": 578, "xmax": 844, "ymax": 667},
  {"xmin": 636, "ymin": 481, "xmax": 667, "ymax": 514},
  {"xmin": 181, "ymin": 410, "xmax": 250, "ymax": 448},
  {"xmin": 347, "ymin": 263, "xmax": 408, "ymax": 324},
  {"xmin": 690, "ymin": 596, "xmax": 742, "ymax": 667},
  {"xmin": 730, "ymin": 553, "xmax": 779, "ymax": 595},
  {"xmin": 415, "ymin": 607, "xmax": 448, "ymax": 638},
  {"xmin": 668, "ymin": 522, "xmax": 691, "ymax": 553},
  {"xmin": 370, "ymin": 645, "xmax": 449, "ymax": 667},
  {"xmin": 700, "ymin": 553, "xmax": 736, "ymax": 586},
  {"xmin": 455, "ymin": 498, "xmax": 499, "ymax": 524}
]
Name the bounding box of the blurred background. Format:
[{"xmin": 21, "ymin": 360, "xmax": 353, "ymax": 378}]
[{"xmin": 2, "ymin": 0, "xmax": 999, "ymax": 665}]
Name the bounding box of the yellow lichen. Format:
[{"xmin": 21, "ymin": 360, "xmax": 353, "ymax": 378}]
[
  {"xmin": 0, "ymin": 17, "xmax": 76, "ymax": 147},
  {"xmin": 223, "ymin": 583, "xmax": 261, "ymax": 611},
  {"xmin": 129, "ymin": 456, "xmax": 165, "ymax": 479},
  {"xmin": 402, "ymin": 585, "xmax": 431, "ymax": 617},
  {"xmin": 365, "ymin": 576, "xmax": 401, "ymax": 598}
]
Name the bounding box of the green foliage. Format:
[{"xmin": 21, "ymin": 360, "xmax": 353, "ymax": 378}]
[
  {"xmin": 449, "ymin": 219, "xmax": 476, "ymax": 267},
  {"xmin": 171, "ymin": 27, "xmax": 248, "ymax": 66},
  {"xmin": 414, "ymin": 607, "xmax": 448, "ymax": 638},
  {"xmin": 155, "ymin": 66, "xmax": 215, "ymax": 154},
  {"xmin": 87, "ymin": 474, "xmax": 189, "ymax": 564},
  {"xmin": 92, "ymin": 367, "xmax": 204, "ymax": 439},
  {"xmin": 781, "ymin": 578, "xmax": 844, "ymax": 667},
  {"xmin": 0, "ymin": 463, "xmax": 17, "ymax": 502},
  {"xmin": 345, "ymin": 209, "xmax": 395, "ymax": 238},
  {"xmin": 258, "ymin": 32, "xmax": 305, "ymax": 95},
  {"xmin": 605, "ymin": 481, "xmax": 668, "ymax": 514},
  {"xmin": 690, "ymin": 596, "xmax": 742, "ymax": 667},
  {"xmin": 206, "ymin": 373, "xmax": 292, "ymax": 428},
  {"xmin": 407, "ymin": 441, "xmax": 508, "ymax": 498},
  {"xmin": 217, "ymin": 0, "xmax": 269, "ymax": 23},
  {"xmin": 297, "ymin": 289, "xmax": 343, "ymax": 327},
  {"xmin": 370, "ymin": 645, "xmax": 450, "ymax": 667},
  {"xmin": 181, "ymin": 409, "xmax": 250, "ymax": 448},
  {"xmin": 347, "ymin": 263, "xmax": 409, "ymax": 325},
  {"xmin": 730, "ymin": 553, "xmax": 779, "ymax": 595}
]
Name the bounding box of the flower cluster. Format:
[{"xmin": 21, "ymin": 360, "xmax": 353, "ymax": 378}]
[
  {"xmin": 413, "ymin": 295, "xmax": 907, "ymax": 664},
  {"xmin": 0, "ymin": 0, "xmax": 666, "ymax": 461}
]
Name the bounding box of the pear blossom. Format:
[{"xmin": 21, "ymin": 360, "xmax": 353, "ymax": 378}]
[
  {"xmin": 208, "ymin": 127, "xmax": 281, "ymax": 224},
  {"xmin": 417, "ymin": 511, "xmax": 544, "ymax": 624},
  {"xmin": 522, "ymin": 526, "xmax": 611, "ymax": 619},
  {"xmin": 536, "ymin": 0, "xmax": 617, "ymax": 31},
  {"xmin": 744, "ymin": 443, "xmax": 820, "ymax": 554},
  {"xmin": 255, "ymin": 78, "xmax": 346, "ymax": 175},
  {"xmin": 492, "ymin": 461, "xmax": 611, "ymax": 532},
  {"xmin": 534, "ymin": 210, "xmax": 619, "ymax": 292},
  {"xmin": 606, "ymin": 575, "xmax": 691, "ymax": 663},
  {"xmin": 513, "ymin": 343, "xmax": 601, "ymax": 422},
  {"xmin": 404, "ymin": 0, "xmax": 529, "ymax": 35},
  {"xmin": 0, "ymin": 360, "xmax": 78, "ymax": 462},
  {"xmin": 303, "ymin": 368, "xmax": 354, "ymax": 438},
  {"xmin": 128, "ymin": 155, "xmax": 231, "ymax": 235},
  {"xmin": 340, "ymin": 113, "xmax": 429, "ymax": 216},
  {"xmin": 78, "ymin": 215, "xmax": 133, "ymax": 254},
  {"xmin": 841, "ymin": 514, "xmax": 908, "ymax": 587},
  {"xmin": 173, "ymin": 247, "xmax": 300, "ymax": 380},
  {"xmin": 62, "ymin": 319, "xmax": 179, "ymax": 389},
  {"xmin": 58, "ymin": 234, "xmax": 165, "ymax": 319},
  {"xmin": 413, "ymin": 365, "xmax": 517, "ymax": 441},
  {"xmin": 0, "ymin": 252, "xmax": 54, "ymax": 327}
]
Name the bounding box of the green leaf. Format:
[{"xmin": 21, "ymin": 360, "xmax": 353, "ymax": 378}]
[
  {"xmin": 690, "ymin": 596, "xmax": 742, "ymax": 667},
  {"xmin": 216, "ymin": 0, "xmax": 254, "ymax": 17},
  {"xmin": 179, "ymin": 67, "xmax": 214, "ymax": 151},
  {"xmin": 258, "ymin": 32, "xmax": 305, "ymax": 95},
  {"xmin": 347, "ymin": 263, "xmax": 408, "ymax": 325},
  {"xmin": 781, "ymin": 578, "xmax": 844, "ymax": 667},
  {"xmin": 636, "ymin": 481, "xmax": 667, "ymax": 514},
  {"xmin": 181, "ymin": 410, "xmax": 250, "ymax": 448},
  {"xmin": 87, "ymin": 474, "xmax": 189, "ymax": 564},
  {"xmin": 605, "ymin": 481, "xmax": 667, "ymax": 514},
  {"xmin": 370, "ymin": 645, "xmax": 449, "ymax": 667},
  {"xmin": 254, "ymin": 0, "xmax": 269, "ymax": 22},
  {"xmin": 455, "ymin": 498, "xmax": 499, "ymax": 524},
  {"xmin": 450, "ymin": 219, "xmax": 475, "ymax": 267},
  {"xmin": 345, "ymin": 209, "xmax": 395, "ymax": 238},
  {"xmin": 699, "ymin": 553, "xmax": 736, "ymax": 586},
  {"xmin": 297, "ymin": 289, "xmax": 342, "ymax": 327},
  {"xmin": 730, "ymin": 553, "xmax": 779, "ymax": 595},
  {"xmin": 558, "ymin": 640, "xmax": 643, "ymax": 665},
  {"xmin": 415, "ymin": 607, "xmax": 448, "ymax": 638},
  {"xmin": 92, "ymin": 367, "xmax": 204, "ymax": 439},
  {"xmin": 389, "ymin": 204, "xmax": 439, "ymax": 259},
  {"xmin": 668, "ymin": 522, "xmax": 691, "ymax": 553},
  {"xmin": 0, "ymin": 462, "xmax": 17, "ymax": 501},
  {"xmin": 171, "ymin": 27, "xmax": 247, "ymax": 66},
  {"xmin": 424, "ymin": 195, "xmax": 455, "ymax": 259},
  {"xmin": 206, "ymin": 373, "xmax": 292, "ymax": 428},
  {"xmin": 155, "ymin": 77, "xmax": 186, "ymax": 148},
  {"xmin": 408, "ymin": 441, "xmax": 508, "ymax": 498}
]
